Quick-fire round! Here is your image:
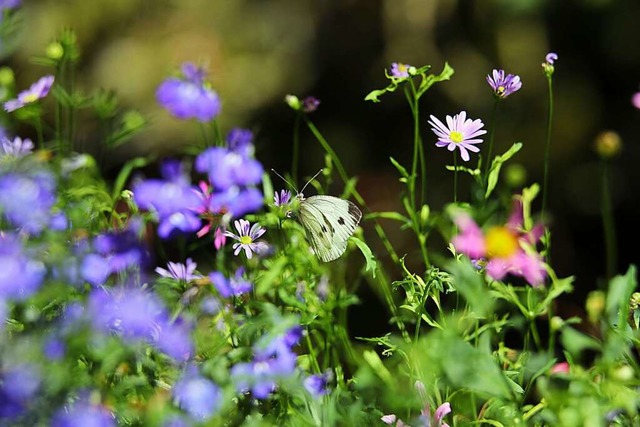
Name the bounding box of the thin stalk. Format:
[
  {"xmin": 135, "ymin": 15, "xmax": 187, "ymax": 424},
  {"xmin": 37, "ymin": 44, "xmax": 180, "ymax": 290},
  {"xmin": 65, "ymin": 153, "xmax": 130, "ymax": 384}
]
[
  {"xmin": 601, "ymin": 160, "xmax": 617, "ymax": 279},
  {"xmin": 541, "ymin": 77, "xmax": 554, "ymax": 220},
  {"xmin": 453, "ymin": 151, "xmax": 458, "ymax": 204},
  {"xmin": 34, "ymin": 117, "xmax": 44, "ymax": 150},
  {"xmin": 292, "ymin": 113, "xmax": 301, "ymax": 185},
  {"xmin": 483, "ymin": 98, "xmax": 499, "ymax": 184}
]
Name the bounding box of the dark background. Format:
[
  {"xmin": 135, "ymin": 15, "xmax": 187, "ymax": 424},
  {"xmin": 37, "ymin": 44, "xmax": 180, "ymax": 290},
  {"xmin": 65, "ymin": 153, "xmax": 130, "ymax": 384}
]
[{"xmin": 4, "ymin": 0, "xmax": 639, "ymax": 322}]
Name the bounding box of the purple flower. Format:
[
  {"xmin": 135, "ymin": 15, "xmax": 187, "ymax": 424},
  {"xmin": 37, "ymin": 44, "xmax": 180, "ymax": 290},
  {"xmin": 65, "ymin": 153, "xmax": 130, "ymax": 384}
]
[
  {"xmin": 0, "ymin": 234, "xmax": 45, "ymax": 301},
  {"xmin": 208, "ymin": 186, "xmax": 263, "ymax": 219},
  {"xmin": 195, "ymin": 147, "xmax": 263, "ymax": 191},
  {"xmin": 224, "ymin": 219, "xmax": 268, "ymax": 259},
  {"xmin": 0, "ymin": 136, "xmax": 34, "ymax": 158},
  {"xmin": 0, "ymin": 364, "xmax": 40, "ymax": 420},
  {"xmin": 210, "ymin": 268, "xmax": 252, "ymax": 298},
  {"xmin": 156, "ymin": 63, "xmax": 221, "ymax": 122},
  {"xmin": 51, "ymin": 400, "xmax": 116, "ymax": 427},
  {"xmin": 0, "ymin": 0, "xmax": 21, "ymax": 11},
  {"xmin": 226, "ymin": 128, "xmax": 255, "ymax": 156},
  {"xmin": 133, "ymin": 160, "xmax": 202, "ymax": 239},
  {"xmin": 274, "ymin": 189, "xmax": 291, "ymax": 207},
  {"xmin": 632, "ymin": 91, "xmax": 640, "ymax": 109},
  {"xmin": 545, "ymin": 52, "xmax": 558, "ymax": 65},
  {"xmin": 301, "ymin": 96, "xmax": 320, "ymax": 113},
  {"xmin": 0, "ymin": 170, "xmax": 56, "ymax": 234},
  {"xmin": 156, "ymin": 258, "xmax": 201, "ymax": 282},
  {"xmin": 4, "ymin": 75, "xmax": 54, "ymax": 112},
  {"xmin": 304, "ymin": 371, "xmax": 332, "ymax": 397},
  {"xmin": 156, "ymin": 317, "xmax": 194, "ymax": 362},
  {"xmin": 486, "ymin": 69, "xmax": 522, "ymax": 99},
  {"xmin": 44, "ymin": 336, "xmax": 66, "ymax": 360},
  {"xmin": 542, "ymin": 53, "xmax": 558, "ymax": 77},
  {"xmin": 428, "ymin": 111, "xmax": 486, "ymax": 162},
  {"xmin": 390, "ymin": 62, "xmax": 413, "ymax": 78},
  {"xmin": 173, "ymin": 367, "xmax": 222, "ymax": 420}
]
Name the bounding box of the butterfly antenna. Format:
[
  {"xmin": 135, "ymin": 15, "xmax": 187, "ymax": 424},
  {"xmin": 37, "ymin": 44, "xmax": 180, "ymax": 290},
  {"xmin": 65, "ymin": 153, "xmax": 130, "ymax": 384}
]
[
  {"xmin": 270, "ymin": 169, "xmax": 298, "ymax": 193},
  {"xmin": 300, "ymin": 169, "xmax": 323, "ymax": 195}
]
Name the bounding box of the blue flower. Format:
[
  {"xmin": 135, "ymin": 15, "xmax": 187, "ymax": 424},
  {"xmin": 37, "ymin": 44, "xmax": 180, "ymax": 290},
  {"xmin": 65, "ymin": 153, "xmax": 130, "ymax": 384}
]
[
  {"xmin": 51, "ymin": 400, "xmax": 116, "ymax": 427},
  {"xmin": 0, "ymin": 170, "xmax": 56, "ymax": 234},
  {"xmin": 486, "ymin": 69, "xmax": 522, "ymax": 99},
  {"xmin": 195, "ymin": 147, "xmax": 263, "ymax": 190},
  {"xmin": 208, "ymin": 186, "xmax": 263, "ymax": 218},
  {"xmin": 226, "ymin": 128, "xmax": 255, "ymax": 156},
  {"xmin": 156, "ymin": 62, "xmax": 221, "ymax": 122},
  {"xmin": 0, "ymin": 233, "xmax": 45, "ymax": 301},
  {"xmin": 173, "ymin": 367, "xmax": 222, "ymax": 420},
  {"xmin": 304, "ymin": 371, "xmax": 332, "ymax": 397},
  {"xmin": 210, "ymin": 268, "xmax": 252, "ymax": 298},
  {"xmin": 0, "ymin": 364, "xmax": 40, "ymax": 420},
  {"xmin": 133, "ymin": 160, "xmax": 202, "ymax": 239}
]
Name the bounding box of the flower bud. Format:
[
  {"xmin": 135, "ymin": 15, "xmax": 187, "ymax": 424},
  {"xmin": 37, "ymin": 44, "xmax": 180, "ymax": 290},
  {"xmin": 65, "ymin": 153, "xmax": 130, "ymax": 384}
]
[
  {"xmin": 594, "ymin": 130, "xmax": 622, "ymax": 159},
  {"xmin": 46, "ymin": 42, "xmax": 64, "ymax": 60},
  {"xmin": 586, "ymin": 290, "xmax": 605, "ymax": 324},
  {"xmin": 0, "ymin": 66, "xmax": 15, "ymax": 86},
  {"xmin": 285, "ymin": 94, "xmax": 301, "ymax": 111},
  {"xmin": 505, "ymin": 163, "xmax": 527, "ymax": 188}
]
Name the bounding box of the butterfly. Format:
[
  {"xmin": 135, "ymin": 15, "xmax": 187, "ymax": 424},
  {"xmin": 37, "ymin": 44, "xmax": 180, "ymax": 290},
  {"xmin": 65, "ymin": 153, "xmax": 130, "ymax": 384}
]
[{"xmin": 272, "ymin": 170, "xmax": 362, "ymax": 262}]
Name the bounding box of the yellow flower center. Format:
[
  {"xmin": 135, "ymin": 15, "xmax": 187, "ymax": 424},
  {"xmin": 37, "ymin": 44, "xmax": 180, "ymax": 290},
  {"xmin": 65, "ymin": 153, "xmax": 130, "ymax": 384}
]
[
  {"xmin": 398, "ymin": 63, "xmax": 408, "ymax": 73},
  {"xmin": 485, "ymin": 226, "xmax": 519, "ymax": 259},
  {"xmin": 239, "ymin": 235, "xmax": 253, "ymax": 245},
  {"xmin": 22, "ymin": 93, "xmax": 39, "ymax": 103},
  {"xmin": 450, "ymin": 131, "xmax": 464, "ymax": 143}
]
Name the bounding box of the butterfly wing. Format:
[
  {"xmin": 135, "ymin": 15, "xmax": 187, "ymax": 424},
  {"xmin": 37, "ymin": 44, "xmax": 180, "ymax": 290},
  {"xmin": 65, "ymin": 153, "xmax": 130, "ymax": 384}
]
[{"xmin": 299, "ymin": 195, "xmax": 362, "ymax": 262}]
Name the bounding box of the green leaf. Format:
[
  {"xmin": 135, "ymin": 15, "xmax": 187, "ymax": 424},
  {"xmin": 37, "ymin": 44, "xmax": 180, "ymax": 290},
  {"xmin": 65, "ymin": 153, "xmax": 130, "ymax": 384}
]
[
  {"xmin": 364, "ymin": 211, "xmax": 410, "ymax": 223},
  {"xmin": 603, "ymin": 265, "xmax": 638, "ymax": 362},
  {"xmin": 560, "ymin": 326, "xmax": 601, "ymax": 357},
  {"xmin": 389, "ymin": 156, "xmax": 409, "ymax": 179},
  {"xmin": 445, "ymin": 257, "xmax": 494, "ymax": 317},
  {"xmin": 416, "ymin": 62, "xmax": 455, "ymax": 97},
  {"xmin": 351, "ymin": 236, "xmax": 377, "ymax": 278},
  {"xmin": 112, "ymin": 157, "xmax": 151, "ymax": 202},
  {"xmin": 485, "ymin": 142, "xmax": 523, "ymax": 198}
]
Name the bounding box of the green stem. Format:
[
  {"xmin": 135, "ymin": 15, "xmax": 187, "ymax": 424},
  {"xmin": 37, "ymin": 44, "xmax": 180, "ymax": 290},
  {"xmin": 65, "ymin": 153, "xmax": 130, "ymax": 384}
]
[
  {"xmin": 601, "ymin": 160, "xmax": 617, "ymax": 279},
  {"xmin": 453, "ymin": 151, "xmax": 458, "ymax": 204},
  {"xmin": 34, "ymin": 116, "xmax": 44, "ymax": 150},
  {"xmin": 541, "ymin": 77, "xmax": 554, "ymax": 220},
  {"xmin": 483, "ymin": 98, "xmax": 499, "ymax": 184},
  {"xmin": 292, "ymin": 113, "xmax": 301, "ymax": 185},
  {"xmin": 198, "ymin": 122, "xmax": 209, "ymax": 148}
]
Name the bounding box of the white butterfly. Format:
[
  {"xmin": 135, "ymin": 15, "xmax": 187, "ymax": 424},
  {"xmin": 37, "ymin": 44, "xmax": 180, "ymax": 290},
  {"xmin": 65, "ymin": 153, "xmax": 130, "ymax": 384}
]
[{"xmin": 273, "ymin": 170, "xmax": 362, "ymax": 262}]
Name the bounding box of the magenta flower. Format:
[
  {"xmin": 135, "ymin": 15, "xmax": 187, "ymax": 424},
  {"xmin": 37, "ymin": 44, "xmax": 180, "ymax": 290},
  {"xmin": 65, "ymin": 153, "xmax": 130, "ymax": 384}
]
[
  {"xmin": 224, "ymin": 219, "xmax": 268, "ymax": 259},
  {"xmin": 155, "ymin": 258, "xmax": 201, "ymax": 282},
  {"xmin": 486, "ymin": 69, "xmax": 522, "ymax": 99},
  {"xmin": 451, "ymin": 198, "xmax": 547, "ymax": 286},
  {"xmin": 390, "ymin": 62, "xmax": 413, "ymax": 78},
  {"xmin": 632, "ymin": 91, "xmax": 640, "ymax": 109},
  {"xmin": 428, "ymin": 111, "xmax": 486, "ymax": 161},
  {"xmin": 4, "ymin": 75, "xmax": 54, "ymax": 112}
]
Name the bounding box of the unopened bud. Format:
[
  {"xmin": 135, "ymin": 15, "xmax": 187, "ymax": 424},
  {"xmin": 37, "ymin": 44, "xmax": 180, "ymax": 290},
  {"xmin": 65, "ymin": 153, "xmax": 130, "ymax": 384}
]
[{"xmin": 594, "ymin": 130, "xmax": 622, "ymax": 159}]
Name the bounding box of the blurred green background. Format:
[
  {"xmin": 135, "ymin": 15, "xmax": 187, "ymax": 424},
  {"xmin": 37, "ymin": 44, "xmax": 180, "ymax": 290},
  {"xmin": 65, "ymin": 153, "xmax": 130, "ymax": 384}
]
[{"xmin": 3, "ymin": 0, "xmax": 639, "ymax": 323}]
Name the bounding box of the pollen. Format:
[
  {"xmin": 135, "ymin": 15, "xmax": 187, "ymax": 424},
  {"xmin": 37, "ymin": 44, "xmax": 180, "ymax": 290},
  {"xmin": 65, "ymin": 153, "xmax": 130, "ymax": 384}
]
[
  {"xmin": 449, "ymin": 131, "xmax": 464, "ymax": 143},
  {"xmin": 485, "ymin": 226, "xmax": 519, "ymax": 259},
  {"xmin": 239, "ymin": 235, "xmax": 253, "ymax": 245}
]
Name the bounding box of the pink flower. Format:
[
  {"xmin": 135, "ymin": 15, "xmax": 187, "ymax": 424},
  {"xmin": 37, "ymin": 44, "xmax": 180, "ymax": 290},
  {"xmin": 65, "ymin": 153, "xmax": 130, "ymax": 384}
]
[{"xmin": 452, "ymin": 197, "xmax": 547, "ymax": 287}]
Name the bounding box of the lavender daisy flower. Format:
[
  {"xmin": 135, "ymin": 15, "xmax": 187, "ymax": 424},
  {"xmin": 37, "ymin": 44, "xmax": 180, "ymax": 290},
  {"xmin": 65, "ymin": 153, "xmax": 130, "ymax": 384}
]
[
  {"xmin": 4, "ymin": 75, "xmax": 54, "ymax": 112},
  {"xmin": 210, "ymin": 268, "xmax": 252, "ymax": 298},
  {"xmin": 156, "ymin": 62, "xmax": 221, "ymax": 122},
  {"xmin": 390, "ymin": 62, "xmax": 414, "ymax": 78},
  {"xmin": 486, "ymin": 69, "xmax": 522, "ymax": 99},
  {"xmin": 173, "ymin": 367, "xmax": 222, "ymax": 420},
  {"xmin": 156, "ymin": 258, "xmax": 201, "ymax": 282},
  {"xmin": 0, "ymin": 137, "xmax": 34, "ymax": 158},
  {"xmin": 274, "ymin": 189, "xmax": 291, "ymax": 207},
  {"xmin": 428, "ymin": 111, "xmax": 486, "ymax": 161},
  {"xmin": 224, "ymin": 219, "xmax": 268, "ymax": 259}
]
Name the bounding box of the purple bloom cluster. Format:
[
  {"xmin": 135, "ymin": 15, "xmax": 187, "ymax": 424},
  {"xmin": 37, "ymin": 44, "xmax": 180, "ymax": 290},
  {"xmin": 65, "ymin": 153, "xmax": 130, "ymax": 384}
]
[
  {"xmin": 134, "ymin": 160, "xmax": 202, "ymax": 239},
  {"xmin": 0, "ymin": 233, "xmax": 46, "ymax": 303},
  {"xmin": 486, "ymin": 69, "xmax": 522, "ymax": 99},
  {"xmin": 80, "ymin": 219, "xmax": 149, "ymax": 286},
  {"xmin": 0, "ymin": 136, "xmax": 34, "ymax": 158},
  {"xmin": 210, "ymin": 267, "xmax": 252, "ymax": 298},
  {"xmin": 304, "ymin": 371, "xmax": 332, "ymax": 397},
  {"xmin": 194, "ymin": 128, "xmax": 264, "ymax": 218},
  {"xmin": 89, "ymin": 286, "xmax": 193, "ymax": 361},
  {"xmin": 0, "ymin": 364, "xmax": 41, "ymax": 421},
  {"xmin": 390, "ymin": 62, "xmax": 414, "ymax": 79},
  {"xmin": 231, "ymin": 326, "xmax": 302, "ymax": 399},
  {"xmin": 172, "ymin": 366, "xmax": 222, "ymax": 420},
  {"xmin": 4, "ymin": 75, "xmax": 54, "ymax": 112},
  {"xmin": 51, "ymin": 399, "xmax": 116, "ymax": 427},
  {"xmin": 156, "ymin": 62, "xmax": 221, "ymax": 122},
  {"xmin": 0, "ymin": 0, "xmax": 21, "ymax": 12},
  {"xmin": 0, "ymin": 170, "xmax": 57, "ymax": 234}
]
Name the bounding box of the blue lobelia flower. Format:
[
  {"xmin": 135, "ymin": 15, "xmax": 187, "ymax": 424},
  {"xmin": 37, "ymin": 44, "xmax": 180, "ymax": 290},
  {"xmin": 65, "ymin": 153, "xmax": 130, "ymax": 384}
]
[
  {"xmin": 0, "ymin": 170, "xmax": 57, "ymax": 234},
  {"xmin": 0, "ymin": 233, "xmax": 46, "ymax": 301},
  {"xmin": 172, "ymin": 366, "xmax": 222, "ymax": 421},
  {"xmin": 51, "ymin": 400, "xmax": 116, "ymax": 427},
  {"xmin": 0, "ymin": 364, "xmax": 41, "ymax": 421},
  {"xmin": 156, "ymin": 62, "xmax": 221, "ymax": 122},
  {"xmin": 209, "ymin": 268, "xmax": 252, "ymax": 298}
]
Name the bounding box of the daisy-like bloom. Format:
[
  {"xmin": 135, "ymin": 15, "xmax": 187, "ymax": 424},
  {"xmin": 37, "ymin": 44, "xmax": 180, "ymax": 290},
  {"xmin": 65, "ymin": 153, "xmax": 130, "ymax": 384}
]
[
  {"xmin": 390, "ymin": 62, "xmax": 414, "ymax": 78},
  {"xmin": 487, "ymin": 69, "xmax": 522, "ymax": 99},
  {"xmin": 0, "ymin": 136, "xmax": 34, "ymax": 158},
  {"xmin": 632, "ymin": 91, "xmax": 640, "ymax": 109},
  {"xmin": 224, "ymin": 219, "xmax": 268, "ymax": 259},
  {"xmin": 428, "ymin": 111, "xmax": 487, "ymax": 161},
  {"xmin": 274, "ymin": 189, "xmax": 291, "ymax": 207},
  {"xmin": 156, "ymin": 62, "xmax": 221, "ymax": 122},
  {"xmin": 451, "ymin": 197, "xmax": 546, "ymax": 287},
  {"xmin": 155, "ymin": 258, "xmax": 201, "ymax": 282},
  {"xmin": 4, "ymin": 75, "xmax": 55, "ymax": 112}
]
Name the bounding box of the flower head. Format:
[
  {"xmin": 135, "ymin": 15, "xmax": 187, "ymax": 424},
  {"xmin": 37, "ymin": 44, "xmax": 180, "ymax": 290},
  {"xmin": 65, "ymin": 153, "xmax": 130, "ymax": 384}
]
[
  {"xmin": 0, "ymin": 233, "xmax": 46, "ymax": 301},
  {"xmin": 542, "ymin": 52, "xmax": 558, "ymax": 77},
  {"xmin": 545, "ymin": 52, "xmax": 558, "ymax": 65},
  {"xmin": 0, "ymin": 363, "xmax": 41, "ymax": 420},
  {"xmin": 304, "ymin": 371, "xmax": 332, "ymax": 397},
  {"xmin": 195, "ymin": 146, "xmax": 263, "ymax": 191},
  {"xmin": 156, "ymin": 62, "xmax": 221, "ymax": 122},
  {"xmin": 632, "ymin": 91, "xmax": 640, "ymax": 109},
  {"xmin": 51, "ymin": 400, "xmax": 116, "ymax": 427},
  {"xmin": 173, "ymin": 366, "xmax": 222, "ymax": 421},
  {"xmin": 486, "ymin": 69, "xmax": 522, "ymax": 99},
  {"xmin": 301, "ymin": 96, "xmax": 320, "ymax": 113},
  {"xmin": 0, "ymin": 136, "xmax": 34, "ymax": 158},
  {"xmin": 224, "ymin": 219, "xmax": 268, "ymax": 259},
  {"xmin": 274, "ymin": 189, "xmax": 291, "ymax": 207},
  {"xmin": 390, "ymin": 62, "xmax": 414, "ymax": 79},
  {"xmin": 428, "ymin": 111, "xmax": 486, "ymax": 161},
  {"xmin": 210, "ymin": 268, "xmax": 252, "ymax": 298},
  {"xmin": 451, "ymin": 198, "xmax": 547, "ymax": 286},
  {"xmin": 156, "ymin": 258, "xmax": 201, "ymax": 282},
  {"xmin": 4, "ymin": 75, "xmax": 54, "ymax": 112},
  {"xmin": 0, "ymin": 170, "xmax": 57, "ymax": 234}
]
